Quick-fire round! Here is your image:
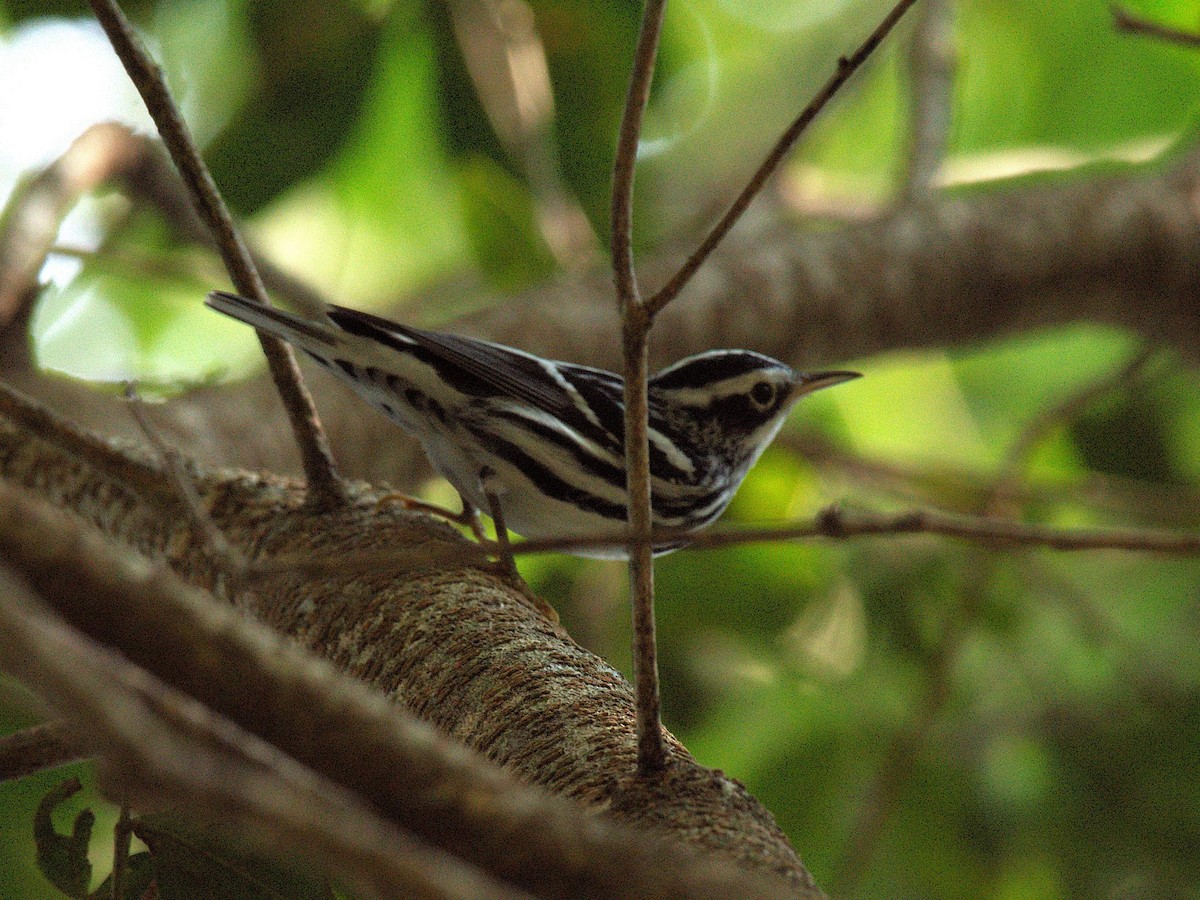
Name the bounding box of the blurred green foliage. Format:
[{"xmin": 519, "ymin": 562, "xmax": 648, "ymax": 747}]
[{"xmin": 3, "ymin": 0, "xmax": 1200, "ymax": 897}]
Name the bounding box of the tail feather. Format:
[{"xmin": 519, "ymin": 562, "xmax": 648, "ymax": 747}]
[{"xmin": 204, "ymin": 291, "xmax": 339, "ymax": 349}]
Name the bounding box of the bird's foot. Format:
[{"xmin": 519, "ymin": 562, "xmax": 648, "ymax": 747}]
[{"xmin": 376, "ymin": 492, "xmax": 489, "ymax": 542}]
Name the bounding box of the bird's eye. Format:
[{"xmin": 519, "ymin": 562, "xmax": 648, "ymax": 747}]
[{"xmin": 749, "ymin": 381, "xmax": 776, "ymax": 409}]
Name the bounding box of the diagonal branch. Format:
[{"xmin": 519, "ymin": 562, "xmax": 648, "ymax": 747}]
[
  {"xmin": 0, "ymin": 399, "xmax": 817, "ymax": 895},
  {"xmin": 646, "ymin": 0, "xmax": 922, "ymax": 316},
  {"xmin": 85, "ymin": 0, "xmax": 346, "ymax": 508},
  {"xmin": 0, "ymin": 567, "xmax": 532, "ymax": 900},
  {"xmin": 0, "ymin": 722, "xmax": 83, "ymax": 784},
  {"xmin": 1113, "ymin": 5, "xmax": 1200, "ymax": 48}
]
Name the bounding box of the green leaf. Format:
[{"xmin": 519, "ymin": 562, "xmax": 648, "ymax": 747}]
[
  {"xmin": 34, "ymin": 777, "xmax": 93, "ymax": 898},
  {"xmin": 135, "ymin": 814, "xmax": 334, "ymax": 900},
  {"xmin": 30, "ymin": 259, "xmax": 262, "ymax": 396}
]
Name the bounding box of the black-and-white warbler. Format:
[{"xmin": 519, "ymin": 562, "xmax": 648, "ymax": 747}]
[{"xmin": 206, "ymin": 290, "xmax": 859, "ymax": 558}]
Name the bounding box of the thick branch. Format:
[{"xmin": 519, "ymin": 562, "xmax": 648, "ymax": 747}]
[
  {"xmin": 0, "ymin": 402, "xmax": 815, "ymax": 896},
  {"xmin": 0, "ymin": 568, "xmax": 527, "ymax": 900}
]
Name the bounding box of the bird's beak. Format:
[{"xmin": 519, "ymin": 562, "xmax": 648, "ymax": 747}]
[{"xmin": 790, "ymin": 370, "xmax": 862, "ymax": 399}]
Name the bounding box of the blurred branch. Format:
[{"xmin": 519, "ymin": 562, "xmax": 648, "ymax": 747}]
[
  {"xmin": 901, "ymin": 0, "xmax": 956, "ymax": 203},
  {"xmin": 7, "ymin": 137, "xmax": 1200, "ymax": 495},
  {"xmin": 0, "ymin": 566, "xmax": 531, "ymax": 900},
  {"xmin": 447, "ymin": 0, "xmax": 598, "ymax": 269},
  {"xmin": 0, "ymin": 124, "xmax": 141, "ymax": 326},
  {"xmin": 109, "ymin": 802, "xmax": 133, "ymax": 900},
  {"xmin": 0, "ymin": 722, "xmax": 83, "ymax": 784},
  {"xmin": 87, "ymin": 0, "xmax": 346, "ymax": 508},
  {"xmin": 0, "ymin": 124, "xmax": 332, "ymax": 337},
  {"xmin": 1113, "ymin": 5, "xmax": 1200, "ymax": 47},
  {"xmin": 831, "ymin": 644, "xmax": 950, "ymax": 895},
  {"xmin": 985, "ymin": 346, "xmax": 1157, "ymax": 516}
]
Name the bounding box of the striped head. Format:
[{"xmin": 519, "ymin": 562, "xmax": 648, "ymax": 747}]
[{"xmin": 649, "ymin": 350, "xmax": 859, "ymax": 476}]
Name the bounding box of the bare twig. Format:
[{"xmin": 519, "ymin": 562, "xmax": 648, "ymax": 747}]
[
  {"xmin": 86, "ymin": 0, "xmax": 346, "ymax": 508},
  {"xmin": 250, "ymin": 506, "xmax": 1200, "ymax": 586},
  {"xmin": 1113, "ymin": 5, "xmax": 1200, "ymax": 47},
  {"xmin": 901, "ymin": 0, "xmax": 955, "ymax": 203},
  {"xmin": 612, "ymin": 0, "xmax": 670, "ymax": 774},
  {"xmin": 609, "ymin": 0, "xmax": 916, "ymax": 778},
  {"xmin": 0, "ymin": 721, "xmax": 84, "ymax": 783},
  {"xmin": 646, "ymin": 0, "xmax": 921, "ymax": 316},
  {"xmin": 123, "ymin": 382, "xmax": 247, "ymax": 577}
]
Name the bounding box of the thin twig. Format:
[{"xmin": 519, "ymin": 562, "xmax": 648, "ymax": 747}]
[
  {"xmin": 249, "ymin": 506, "xmax": 1200, "ymax": 584},
  {"xmin": 86, "ymin": 0, "xmax": 346, "ymax": 509},
  {"xmin": 123, "ymin": 382, "xmax": 248, "ymax": 579},
  {"xmin": 0, "ymin": 722, "xmax": 84, "ymax": 783},
  {"xmin": 901, "ymin": 0, "xmax": 955, "ymax": 203},
  {"xmin": 1113, "ymin": 5, "xmax": 1200, "ymax": 47},
  {"xmin": 612, "ymin": 0, "xmax": 670, "ymax": 774},
  {"xmin": 646, "ymin": 0, "xmax": 921, "ymax": 316},
  {"xmin": 785, "ymin": 429, "xmax": 1200, "ymax": 528}
]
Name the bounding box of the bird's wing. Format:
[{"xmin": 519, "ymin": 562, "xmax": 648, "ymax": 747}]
[{"xmin": 327, "ymin": 305, "xmax": 623, "ymax": 446}]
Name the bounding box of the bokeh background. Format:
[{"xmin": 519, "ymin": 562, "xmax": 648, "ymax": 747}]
[{"xmin": 2, "ymin": 0, "xmax": 1199, "ymax": 896}]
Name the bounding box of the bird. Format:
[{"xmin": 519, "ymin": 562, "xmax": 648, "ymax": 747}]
[{"xmin": 205, "ymin": 290, "xmax": 859, "ymax": 561}]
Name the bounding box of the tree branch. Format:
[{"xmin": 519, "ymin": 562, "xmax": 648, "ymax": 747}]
[
  {"xmin": 0, "ymin": 722, "xmax": 83, "ymax": 784},
  {"xmin": 900, "ymin": 0, "xmax": 955, "ymax": 203},
  {"xmin": 0, "ymin": 566, "xmax": 532, "ymax": 900},
  {"xmin": 86, "ymin": 0, "xmax": 346, "ymax": 508},
  {"xmin": 7, "ymin": 142, "xmax": 1200, "ymax": 495},
  {"xmin": 0, "ymin": 399, "xmax": 816, "ymax": 896},
  {"xmin": 646, "ymin": 0, "xmax": 921, "ymax": 315},
  {"xmin": 612, "ymin": 0, "xmax": 670, "ymax": 774},
  {"xmin": 1113, "ymin": 5, "xmax": 1200, "ymax": 48}
]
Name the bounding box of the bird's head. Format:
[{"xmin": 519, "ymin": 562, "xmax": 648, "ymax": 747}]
[{"xmin": 650, "ymin": 350, "xmax": 860, "ymax": 470}]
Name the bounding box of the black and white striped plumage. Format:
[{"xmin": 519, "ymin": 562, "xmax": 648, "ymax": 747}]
[{"xmin": 206, "ymin": 291, "xmax": 859, "ymax": 558}]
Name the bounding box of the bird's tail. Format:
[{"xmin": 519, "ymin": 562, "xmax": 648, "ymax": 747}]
[{"xmin": 204, "ymin": 291, "xmax": 341, "ymax": 352}]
